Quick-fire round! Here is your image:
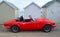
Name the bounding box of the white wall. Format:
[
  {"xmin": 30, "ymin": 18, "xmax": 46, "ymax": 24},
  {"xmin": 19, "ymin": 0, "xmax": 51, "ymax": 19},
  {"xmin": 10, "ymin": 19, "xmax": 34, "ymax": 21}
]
[
  {"xmin": 24, "ymin": 4, "xmax": 42, "ymax": 19},
  {"xmin": 0, "ymin": 3, "xmax": 15, "ymax": 24},
  {"xmin": 15, "ymin": 9, "xmax": 19, "ymax": 19},
  {"xmin": 46, "ymin": 2, "xmax": 60, "ymax": 23}
]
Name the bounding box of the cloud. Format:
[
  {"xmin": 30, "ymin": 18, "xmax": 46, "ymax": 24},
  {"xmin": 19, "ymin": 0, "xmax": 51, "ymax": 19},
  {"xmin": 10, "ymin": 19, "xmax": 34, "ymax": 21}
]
[{"xmin": 6, "ymin": 0, "xmax": 16, "ymax": 3}]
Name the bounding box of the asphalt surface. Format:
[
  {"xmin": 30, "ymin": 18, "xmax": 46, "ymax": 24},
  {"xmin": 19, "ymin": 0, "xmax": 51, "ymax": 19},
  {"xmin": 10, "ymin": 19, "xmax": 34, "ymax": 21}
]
[{"xmin": 0, "ymin": 24, "xmax": 60, "ymax": 37}]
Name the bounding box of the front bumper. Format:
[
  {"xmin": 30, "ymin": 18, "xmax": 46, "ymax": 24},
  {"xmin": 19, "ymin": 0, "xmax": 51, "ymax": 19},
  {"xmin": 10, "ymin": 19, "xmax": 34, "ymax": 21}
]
[{"xmin": 52, "ymin": 25, "xmax": 56, "ymax": 28}]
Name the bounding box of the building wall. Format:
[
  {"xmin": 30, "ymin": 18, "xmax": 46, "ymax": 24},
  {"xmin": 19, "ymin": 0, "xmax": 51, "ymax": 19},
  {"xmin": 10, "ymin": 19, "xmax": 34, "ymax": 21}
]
[
  {"xmin": 41, "ymin": 8, "xmax": 47, "ymax": 18},
  {"xmin": 15, "ymin": 9, "xmax": 19, "ymax": 19},
  {"xmin": 24, "ymin": 4, "xmax": 42, "ymax": 19},
  {"xmin": 0, "ymin": 3, "xmax": 15, "ymax": 24},
  {"xmin": 46, "ymin": 2, "xmax": 60, "ymax": 23}
]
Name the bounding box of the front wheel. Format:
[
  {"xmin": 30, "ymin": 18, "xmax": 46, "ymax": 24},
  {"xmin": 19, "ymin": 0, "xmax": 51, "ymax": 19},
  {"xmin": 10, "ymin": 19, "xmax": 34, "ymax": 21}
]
[
  {"xmin": 43, "ymin": 25, "xmax": 51, "ymax": 32},
  {"xmin": 11, "ymin": 26, "xmax": 20, "ymax": 33}
]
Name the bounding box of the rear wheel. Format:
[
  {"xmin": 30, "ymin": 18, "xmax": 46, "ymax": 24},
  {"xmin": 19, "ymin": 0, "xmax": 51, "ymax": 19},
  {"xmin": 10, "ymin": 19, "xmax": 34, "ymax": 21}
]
[
  {"xmin": 11, "ymin": 26, "xmax": 20, "ymax": 33},
  {"xmin": 43, "ymin": 25, "xmax": 51, "ymax": 32}
]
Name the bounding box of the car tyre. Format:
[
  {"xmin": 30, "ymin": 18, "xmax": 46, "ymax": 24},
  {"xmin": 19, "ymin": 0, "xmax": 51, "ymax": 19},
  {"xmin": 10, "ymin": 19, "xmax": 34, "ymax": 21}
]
[
  {"xmin": 11, "ymin": 26, "xmax": 20, "ymax": 33},
  {"xmin": 43, "ymin": 25, "xmax": 51, "ymax": 32}
]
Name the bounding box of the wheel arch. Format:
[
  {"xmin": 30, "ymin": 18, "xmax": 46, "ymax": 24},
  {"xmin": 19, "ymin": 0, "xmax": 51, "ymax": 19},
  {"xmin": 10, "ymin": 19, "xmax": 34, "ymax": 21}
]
[
  {"xmin": 41, "ymin": 24, "xmax": 52, "ymax": 30},
  {"xmin": 10, "ymin": 24, "xmax": 20, "ymax": 30},
  {"xmin": 45, "ymin": 23, "xmax": 52, "ymax": 26}
]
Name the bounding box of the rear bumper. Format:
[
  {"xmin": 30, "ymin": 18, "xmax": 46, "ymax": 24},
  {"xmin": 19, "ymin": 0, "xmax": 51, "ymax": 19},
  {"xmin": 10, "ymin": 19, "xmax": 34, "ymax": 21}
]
[
  {"xmin": 5, "ymin": 26, "xmax": 10, "ymax": 29},
  {"xmin": 4, "ymin": 23, "xmax": 11, "ymax": 29},
  {"xmin": 4, "ymin": 24, "xmax": 10, "ymax": 29}
]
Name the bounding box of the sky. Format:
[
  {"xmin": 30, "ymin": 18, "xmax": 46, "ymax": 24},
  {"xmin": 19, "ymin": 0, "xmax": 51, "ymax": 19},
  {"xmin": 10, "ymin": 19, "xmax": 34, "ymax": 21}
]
[{"xmin": 0, "ymin": 0, "xmax": 52, "ymax": 9}]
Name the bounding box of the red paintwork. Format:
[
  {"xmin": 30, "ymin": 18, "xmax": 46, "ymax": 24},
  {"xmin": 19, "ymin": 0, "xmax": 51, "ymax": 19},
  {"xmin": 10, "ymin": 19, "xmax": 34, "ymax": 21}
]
[{"xmin": 4, "ymin": 18, "xmax": 56, "ymax": 31}]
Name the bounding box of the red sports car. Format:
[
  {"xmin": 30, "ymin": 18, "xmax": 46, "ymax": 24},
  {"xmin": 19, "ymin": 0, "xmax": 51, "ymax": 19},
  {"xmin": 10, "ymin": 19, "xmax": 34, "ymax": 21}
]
[{"xmin": 4, "ymin": 16, "xmax": 56, "ymax": 33}]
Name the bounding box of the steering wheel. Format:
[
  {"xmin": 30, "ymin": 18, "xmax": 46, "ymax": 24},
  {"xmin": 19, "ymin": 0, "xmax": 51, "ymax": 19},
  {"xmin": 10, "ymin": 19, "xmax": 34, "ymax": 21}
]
[{"xmin": 29, "ymin": 15, "xmax": 34, "ymax": 21}]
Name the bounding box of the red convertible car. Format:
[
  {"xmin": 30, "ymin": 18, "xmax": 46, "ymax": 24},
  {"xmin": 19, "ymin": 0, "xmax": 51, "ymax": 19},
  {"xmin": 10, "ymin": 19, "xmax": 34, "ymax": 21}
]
[{"xmin": 4, "ymin": 16, "xmax": 56, "ymax": 33}]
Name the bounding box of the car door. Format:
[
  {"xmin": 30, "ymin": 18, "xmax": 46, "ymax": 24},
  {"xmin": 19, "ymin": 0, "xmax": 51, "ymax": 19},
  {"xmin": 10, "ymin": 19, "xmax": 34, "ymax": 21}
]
[{"xmin": 22, "ymin": 21, "xmax": 37, "ymax": 30}]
